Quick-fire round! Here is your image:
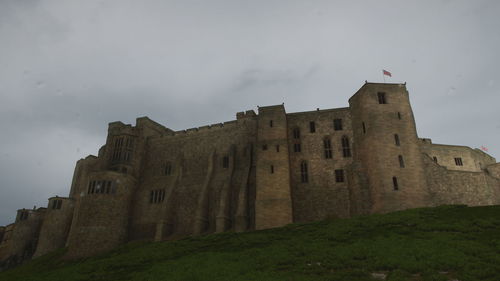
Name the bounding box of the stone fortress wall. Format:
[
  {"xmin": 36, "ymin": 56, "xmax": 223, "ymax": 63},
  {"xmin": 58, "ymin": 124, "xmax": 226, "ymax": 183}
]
[{"xmin": 1, "ymin": 82, "xmax": 499, "ymax": 267}]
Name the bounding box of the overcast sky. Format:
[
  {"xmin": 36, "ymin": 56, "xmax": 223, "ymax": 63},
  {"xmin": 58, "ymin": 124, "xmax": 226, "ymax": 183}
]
[{"xmin": 1, "ymin": 0, "xmax": 499, "ymax": 226}]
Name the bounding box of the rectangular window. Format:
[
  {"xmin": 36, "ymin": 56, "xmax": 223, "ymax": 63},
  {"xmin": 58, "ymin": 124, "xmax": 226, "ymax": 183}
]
[
  {"xmin": 165, "ymin": 163, "xmax": 172, "ymax": 175},
  {"xmin": 269, "ymin": 120, "xmax": 273, "ymax": 127},
  {"xmin": 393, "ymin": 177, "xmax": 399, "ymax": 190},
  {"xmin": 294, "ymin": 143, "xmax": 301, "ymax": 152},
  {"xmin": 342, "ymin": 136, "xmax": 351, "ymax": 157},
  {"xmin": 433, "ymin": 156, "xmax": 438, "ymax": 163},
  {"xmin": 276, "ymin": 145, "xmax": 280, "ymax": 152},
  {"xmin": 397, "ymin": 112, "xmax": 402, "ymax": 120},
  {"xmin": 293, "ymin": 128, "xmax": 300, "ymax": 139},
  {"xmin": 399, "ymin": 155, "xmax": 405, "ymax": 168},
  {"xmin": 270, "ymin": 165, "xmax": 274, "ymax": 174},
  {"xmin": 150, "ymin": 189, "xmax": 166, "ymax": 204},
  {"xmin": 455, "ymin": 157, "xmax": 463, "ymax": 166},
  {"xmin": 323, "ymin": 139, "xmax": 332, "ymax": 159},
  {"xmin": 309, "ymin": 121, "xmax": 316, "ymax": 133},
  {"xmin": 378, "ymin": 92, "xmax": 387, "ymax": 104},
  {"xmin": 300, "ymin": 162, "xmax": 308, "ymax": 183},
  {"xmin": 335, "ymin": 169, "xmax": 344, "ymax": 183},
  {"xmin": 394, "ymin": 134, "xmax": 400, "ymax": 146},
  {"xmin": 262, "ymin": 144, "xmax": 268, "ymax": 151},
  {"xmin": 222, "ymin": 156, "xmax": 229, "ymax": 168},
  {"xmin": 333, "ymin": 119, "xmax": 343, "ymax": 131}
]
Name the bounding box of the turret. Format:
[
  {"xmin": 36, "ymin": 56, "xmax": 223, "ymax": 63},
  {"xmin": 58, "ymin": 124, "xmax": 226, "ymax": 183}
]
[
  {"xmin": 254, "ymin": 105, "xmax": 293, "ymax": 229},
  {"xmin": 349, "ymin": 82, "xmax": 429, "ymax": 213}
]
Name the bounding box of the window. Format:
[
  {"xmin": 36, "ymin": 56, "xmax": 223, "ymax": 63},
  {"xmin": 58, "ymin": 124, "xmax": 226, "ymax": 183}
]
[
  {"xmin": 293, "ymin": 128, "xmax": 300, "ymax": 139},
  {"xmin": 222, "ymin": 156, "xmax": 229, "ymax": 168},
  {"xmin": 393, "ymin": 177, "xmax": 399, "ymax": 190},
  {"xmin": 149, "ymin": 189, "xmax": 166, "ymax": 204},
  {"xmin": 164, "ymin": 162, "xmax": 172, "ymax": 175},
  {"xmin": 362, "ymin": 122, "xmax": 366, "ymax": 134},
  {"xmin": 269, "ymin": 120, "xmax": 273, "ymax": 127},
  {"xmin": 276, "ymin": 145, "xmax": 280, "ymax": 152},
  {"xmin": 294, "ymin": 143, "xmax": 301, "ymax": 152},
  {"xmin": 341, "ymin": 136, "xmax": 351, "ymax": 157},
  {"xmin": 335, "ymin": 169, "xmax": 344, "ymax": 183},
  {"xmin": 333, "ymin": 119, "xmax": 343, "ymax": 131},
  {"xmin": 270, "ymin": 165, "xmax": 274, "ymax": 174},
  {"xmin": 323, "ymin": 138, "xmax": 332, "ymax": 159},
  {"xmin": 88, "ymin": 180, "xmax": 115, "ymax": 194},
  {"xmin": 112, "ymin": 136, "xmax": 134, "ymax": 163},
  {"xmin": 300, "ymin": 161, "xmax": 308, "ymax": 183},
  {"xmin": 378, "ymin": 92, "xmax": 387, "ymax": 104},
  {"xmin": 394, "ymin": 134, "xmax": 400, "ymax": 146},
  {"xmin": 455, "ymin": 157, "xmax": 463, "ymax": 166},
  {"xmin": 51, "ymin": 199, "xmax": 62, "ymax": 210},
  {"xmin": 262, "ymin": 144, "xmax": 268, "ymax": 151},
  {"xmin": 309, "ymin": 121, "xmax": 316, "ymax": 133},
  {"xmin": 397, "ymin": 112, "xmax": 402, "ymax": 120},
  {"xmin": 399, "ymin": 155, "xmax": 405, "ymax": 168},
  {"xmin": 433, "ymin": 156, "xmax": 438, "ymax": 163}
]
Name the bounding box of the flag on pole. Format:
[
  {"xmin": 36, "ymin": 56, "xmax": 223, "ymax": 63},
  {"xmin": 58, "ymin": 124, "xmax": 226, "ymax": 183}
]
[
  {"xmin": 383, "ymin": 69, "xmax": 392, "ymax": 77},
  {"xmin": 480, "ymin": 145, "xmax": 489, "ymax": 152}
]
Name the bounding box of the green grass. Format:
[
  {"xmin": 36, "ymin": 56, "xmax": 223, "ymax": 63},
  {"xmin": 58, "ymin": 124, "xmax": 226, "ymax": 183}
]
[{"xmin": 1, "ymin": 205, "xmax": 499, "ymax": 281}]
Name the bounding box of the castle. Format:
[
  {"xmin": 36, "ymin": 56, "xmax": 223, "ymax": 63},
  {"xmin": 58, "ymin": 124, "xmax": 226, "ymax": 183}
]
[{"xmin": 1, "ymin": 82, "xmax": 499, "ymax": 267}]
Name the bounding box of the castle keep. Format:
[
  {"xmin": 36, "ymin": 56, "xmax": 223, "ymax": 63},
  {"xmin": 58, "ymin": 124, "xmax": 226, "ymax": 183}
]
[{"xmin": 1, "ymin": 82, "xmax": 499, "ymax": 265}]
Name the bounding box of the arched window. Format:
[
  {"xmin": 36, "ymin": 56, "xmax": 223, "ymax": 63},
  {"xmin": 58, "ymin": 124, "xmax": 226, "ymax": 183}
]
[
  {"xmin": 300, "ymin": 161, "xmax": 308, "ymax": 183},
  {"xmin": 394, "ymin": 134, "xmax": 400, "ymax": 146},
  {"xmin": 398, "ymin": 155, "xmax": 405, "ymax": 168},
  {"xmin": 341, "ymin": 136, "xmax": 351, "ymax": 157},
  {"xmin": 323, "ymin": 138, "xmax": 332, "ymax": 159},
  {"xmin": 393, "ymin": 177, "xmax": 399, "ymax": 190}
]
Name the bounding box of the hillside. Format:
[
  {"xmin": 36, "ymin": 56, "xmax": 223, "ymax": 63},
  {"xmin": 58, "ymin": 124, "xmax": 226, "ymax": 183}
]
[{"xmin": 0, "ymin": 205, "xmax": 499, "ymax": 281}]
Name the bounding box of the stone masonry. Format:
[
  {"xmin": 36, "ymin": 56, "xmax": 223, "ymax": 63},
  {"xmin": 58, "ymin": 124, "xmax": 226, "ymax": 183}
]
[{"xmin": 1, "ymin": 82, "xmax": 499, "ymax": 267}]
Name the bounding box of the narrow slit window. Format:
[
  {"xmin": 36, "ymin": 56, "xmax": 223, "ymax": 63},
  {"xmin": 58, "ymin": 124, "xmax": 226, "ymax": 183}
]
[
  {"xmin": 222, "ymin": 156, "xmax": 230, "ymax": 168},
  {"xmin": 335, "ymin": 169, "xmax": 344, "ymax": 183},
  {"xmin": 378, "ymin": 92, "xmax": 387, "ymax": 104},
  {"xmin": 393, "ymin": 177, "xmax": 399, "ymax": 190},
  {"xmin": 333, "ymin": 119, "xmax": 343, "ymax": 131},
  {"xmin": 300, "ymin": 161, "xmax": 308, "ymax": 183},
  {"xmin": 269, "ymin": 120, "xmax": 273, "ymax": 127},
  {"xmin": 341, "ymin": 136, "xmax": 351, "ymax": 157},
  {"xmin": 276, "ymin": 145, "xmax": 280, "ymax": 152},
  {"xmin": 165, "ymin": 162, "xmax": 172, "ymax": 175},
  {"xmin": 397, "ymin": 112, "xmax": 402, "ymax": 120},
  {"xmin": 399, "ymin": 155, "xmax": 405, "ymax": 168},
  {"xmin": 454, "ymin": 157, "xmax": 463, "ymax": 166},
  {"xmin": 394, "ymin": 134, "xmax": 400, "ymax": 146},
  {"xmin": 309, "ymin": 121, "xmax": 316, "ymax": 133},
  {"xmin": 294, "ymin": 143, "xmax": 301, "ymax": 152},
  {"xmin": 362, "ymin": 122, "xmax": 366, "ymax": 134},
  {"xmin": 323, "ymin": 138, "xmax": 332, "ymax": 159},
  {"xmin": 270, "ymin": 165, "xmax": 274, "ymax": 174}
]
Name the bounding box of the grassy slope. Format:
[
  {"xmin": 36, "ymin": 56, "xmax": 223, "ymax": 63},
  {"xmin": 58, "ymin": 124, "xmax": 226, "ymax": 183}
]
[{"xmin": 1, "ymin": 205, "xmax": 499, "ymax": 281}]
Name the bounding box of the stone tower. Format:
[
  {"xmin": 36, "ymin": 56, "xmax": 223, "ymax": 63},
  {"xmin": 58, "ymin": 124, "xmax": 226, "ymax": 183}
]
[
  {"xmin": 349, "ymin": 83, "xmax": 429, "ymax": 213},
  {"xmin": 254, "ymin": 105, "xmax": 293, "ymax": 229}
]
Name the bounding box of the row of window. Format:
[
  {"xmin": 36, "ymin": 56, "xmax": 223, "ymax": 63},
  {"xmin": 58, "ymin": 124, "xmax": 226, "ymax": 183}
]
[
  {"xmin": 51, "ymin": 199, "xmax": 63, "ymax": 210},
  {"xmin": 292, "ymin": 136, "xmax": 351, "ymax": 158},
  {"xmin": 433, "ymin": 156, "xmax": 464, "ymax": 166},
  {"xmin": 291, "ymin": 119, "xmax": 344, "ymax": 138},
  {"xmin": 298, "ymin": 161, "xmax": 345, "ymax": 183},
  {"xmin": 150, "ymin": 189, "xmax": 165, "ymax": 204},
  {"xmin": 87, "ymin": 180, "xmax": 116, "ymax": 194},
  {"xmin": 111, "ymin": 136, "xmax": 134, "ymax": 163}
]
